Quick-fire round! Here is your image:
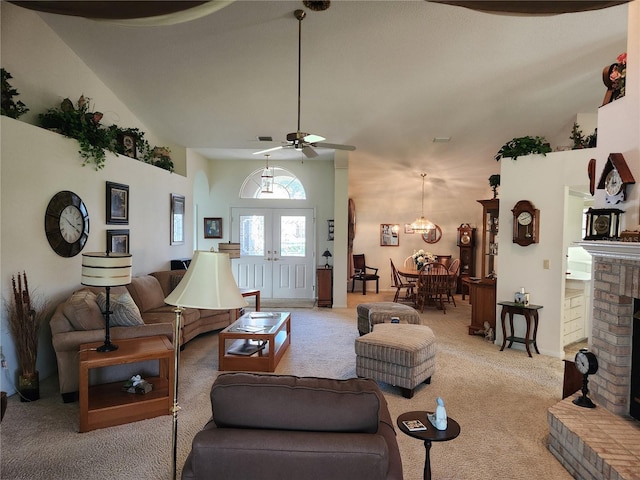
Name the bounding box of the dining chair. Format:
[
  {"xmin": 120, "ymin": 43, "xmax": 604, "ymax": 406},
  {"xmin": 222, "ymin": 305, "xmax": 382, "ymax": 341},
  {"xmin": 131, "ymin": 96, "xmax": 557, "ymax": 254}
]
[
  {"xmin": 415, "ymin": 262, "xmax": 449, "ymax": 313},
  {"xmin": 446, "ymin": 258, "xmax": 461, "ymax": 306},
  {"xmin": 390, "ymin": 259, "xmax": 414, "ymax": 303},
  {"xmin": 351, "ymin": 254, "xmax": 379, "ymax": 295},
  {"xmin": 403, "ymin": 255, "xmax": 415, "ymax": 268}
]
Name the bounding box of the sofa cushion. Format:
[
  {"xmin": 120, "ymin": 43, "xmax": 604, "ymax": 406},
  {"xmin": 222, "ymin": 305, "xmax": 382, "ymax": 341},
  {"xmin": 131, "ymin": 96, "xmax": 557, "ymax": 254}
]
[
  {"xmin": 211, "ymin": 373, "xmax": 380, "ymax": 433},
  {"xmin": 126, "ymin": 275, "xmax": 166, "ymax": 312},
  {"xmin": 63, "ymin": 290, "xmax": 104, "ymax": 330},
  {"xmin": 96, "ymin": 291, "xmax": 144, "ymax": 327}
]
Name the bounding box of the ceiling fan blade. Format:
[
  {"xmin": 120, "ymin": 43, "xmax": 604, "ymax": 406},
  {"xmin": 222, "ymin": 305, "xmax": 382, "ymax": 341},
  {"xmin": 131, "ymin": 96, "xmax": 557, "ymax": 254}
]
[
  {"xmin": 313, "ymin": 142, "xmax": 356, "ymax": 151},
  {"xmin": 253, "ymin": 145, "xmax": 284, "ymax": 155},
  {"xmin": 303, "ymin": 133, "xmax": 325, "ymax": 143},
  {"xmin": 302, "ymin": 146, "xmax": 318, "ymax": 158}
]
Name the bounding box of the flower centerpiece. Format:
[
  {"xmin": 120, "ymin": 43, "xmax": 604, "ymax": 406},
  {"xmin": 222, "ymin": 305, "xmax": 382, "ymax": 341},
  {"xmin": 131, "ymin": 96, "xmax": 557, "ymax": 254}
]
[
  {"xmin": 412, "ymin": 249, "xmax": 435, "ymax": 270},
  {"xmin": 603, "ymin": 52, "xmax": 626, "ymax": 104}
]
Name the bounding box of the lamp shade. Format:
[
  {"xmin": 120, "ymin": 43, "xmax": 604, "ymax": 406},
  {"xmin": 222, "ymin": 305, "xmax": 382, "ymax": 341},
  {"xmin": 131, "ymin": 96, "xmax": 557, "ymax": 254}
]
[
  {"xmin": 322, "ymin": 249, "xmax": 332, "ymax": 258},
  {"xmin": 165, "ymin": 250, "xmax": 248, "ymax": 309},
  {"xmin": 81, "ymin": 252, "xmax": 132, "ymax": 287}
]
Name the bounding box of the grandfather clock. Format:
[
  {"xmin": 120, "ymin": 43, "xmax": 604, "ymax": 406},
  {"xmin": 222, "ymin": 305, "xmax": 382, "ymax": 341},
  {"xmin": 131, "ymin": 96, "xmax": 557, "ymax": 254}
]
[{"xmin": 457, "ymin": 224, "xmax": 476, "ymax": 293}]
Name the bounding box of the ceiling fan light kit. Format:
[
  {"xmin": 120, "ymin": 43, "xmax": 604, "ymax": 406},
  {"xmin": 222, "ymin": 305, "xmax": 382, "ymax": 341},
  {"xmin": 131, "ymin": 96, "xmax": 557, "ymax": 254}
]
[{"xmin": 253, "ymin": 8, "xmax": 355, "ymax": 158}]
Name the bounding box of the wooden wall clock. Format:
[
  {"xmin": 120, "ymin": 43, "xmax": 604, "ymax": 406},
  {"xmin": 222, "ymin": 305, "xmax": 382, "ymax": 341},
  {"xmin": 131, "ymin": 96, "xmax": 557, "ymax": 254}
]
[
  {"xmin": 597, "ymin": 153, "xmax": 635, "ymax": 205},
  {"xmin": 45, "ymin": 190, "xmax": 90, "ymax": 257},
  {"xmin": 511, "ymin": 200, "xmax": 539, "ymax": 246}
]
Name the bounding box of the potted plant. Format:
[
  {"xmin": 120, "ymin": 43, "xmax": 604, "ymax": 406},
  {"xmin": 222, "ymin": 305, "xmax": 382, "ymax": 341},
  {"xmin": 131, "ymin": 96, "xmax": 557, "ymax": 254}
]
[
  {"xmin": 5, "ymin": 272, "xmax": 49, "ymax": 402},
  {"xmin": 494, "ymin": 136, "xmax": 551, "ymax": 161},
  {"xmin": 570, "ymin": 123, "xmax": 597, "ymax": 149},
  {"xmin": 488, "ymin": 174, "xmax": 500, "ymax": 198},
  {"xmin": 1, "ymin": 68, "xmax": 29, "ymax": 119}
]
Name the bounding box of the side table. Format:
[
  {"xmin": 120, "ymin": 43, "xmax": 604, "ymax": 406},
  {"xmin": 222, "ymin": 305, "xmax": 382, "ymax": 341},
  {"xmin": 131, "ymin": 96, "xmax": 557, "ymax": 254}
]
[
  {"xmin": 397, "ymin": 411, "xmax": 461, "ymax": 480},
  {"xmin": 498, "ymin": 301, "xmax": 543, "ymax": 357}
]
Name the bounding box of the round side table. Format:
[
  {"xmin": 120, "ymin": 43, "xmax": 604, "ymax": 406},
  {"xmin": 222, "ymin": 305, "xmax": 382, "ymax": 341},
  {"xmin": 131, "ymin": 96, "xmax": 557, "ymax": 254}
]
[{"xmin": 397, "ymin": 410, "xmax": 461, "ymax": 480}]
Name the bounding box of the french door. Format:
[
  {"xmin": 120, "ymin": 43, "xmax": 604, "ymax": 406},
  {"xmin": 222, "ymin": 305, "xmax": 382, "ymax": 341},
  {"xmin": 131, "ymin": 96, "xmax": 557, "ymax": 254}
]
[{"xmin": 231, "ymin": 208, "xmax": 315, "ymax": 299}]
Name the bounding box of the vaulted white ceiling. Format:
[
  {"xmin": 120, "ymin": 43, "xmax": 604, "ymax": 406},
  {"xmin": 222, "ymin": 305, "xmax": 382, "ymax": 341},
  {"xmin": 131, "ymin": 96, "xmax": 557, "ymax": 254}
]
[{"xmin": 35, "ymin": 0, "xmax": 628, "ymax": 198}]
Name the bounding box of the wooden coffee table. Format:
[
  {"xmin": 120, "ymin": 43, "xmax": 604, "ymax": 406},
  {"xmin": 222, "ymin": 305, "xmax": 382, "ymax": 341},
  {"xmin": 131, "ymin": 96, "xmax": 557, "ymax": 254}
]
[{"xmin": 218, "ymin": 312, "xmax": 291, "ymax": 372}]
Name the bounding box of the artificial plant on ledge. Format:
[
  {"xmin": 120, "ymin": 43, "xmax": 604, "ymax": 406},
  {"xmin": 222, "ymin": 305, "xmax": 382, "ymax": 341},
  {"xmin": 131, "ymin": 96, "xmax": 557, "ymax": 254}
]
[
  {"xmin": 494, "ymin": 135, "xmax": 551, "ymax": 161},
  {"xmin": 38, "ymin": 95, "xmax": 174, "ymax": 172},
  {"xmin": 1, "ymin": 68, "xmax": 29, "ymax": 119}
]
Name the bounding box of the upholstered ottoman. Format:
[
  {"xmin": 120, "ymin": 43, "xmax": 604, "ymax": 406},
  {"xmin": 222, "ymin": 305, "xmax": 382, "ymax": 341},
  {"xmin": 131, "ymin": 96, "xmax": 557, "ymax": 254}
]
[
  {"xmin": 356, "ymin": 302, "xmax": 421, "ymax": 336},
  {"xmin": 355, "ymin": 323, "xmax": 436, "ymax": 398}
]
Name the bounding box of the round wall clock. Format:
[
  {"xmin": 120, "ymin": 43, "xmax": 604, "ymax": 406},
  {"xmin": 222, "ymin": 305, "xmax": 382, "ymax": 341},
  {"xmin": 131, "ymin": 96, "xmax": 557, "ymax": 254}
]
[
  {"xmin": 45, "ymin": 191, "xmax": 90, "ymax": 257},
  {"xmin": 511, "ymin": 200, "xmax": 540, "ymax": 246}
]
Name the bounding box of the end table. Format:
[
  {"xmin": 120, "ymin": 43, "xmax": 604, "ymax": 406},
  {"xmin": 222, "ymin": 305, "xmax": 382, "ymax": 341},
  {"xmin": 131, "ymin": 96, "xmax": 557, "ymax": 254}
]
[{"xmin": 498, "ymin": 301, "xmax": 543, "ymax": 357}]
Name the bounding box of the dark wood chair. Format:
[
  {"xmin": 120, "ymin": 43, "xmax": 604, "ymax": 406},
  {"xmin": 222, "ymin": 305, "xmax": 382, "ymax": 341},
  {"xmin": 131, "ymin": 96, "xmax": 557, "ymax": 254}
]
[
  {"xmin": 415, "ymin": 262, "xmax": 449, "ymax": 313},
  {"xmin": 446, "ymin": 258, "xmax": 461, "ymax": 306},
  {"xmin": 351, "ymin": 254, "xmax": 379, "ymax": 295},
  {"xmin": 390, "ymin": 259, "xmax": 414, "ymax": 303}
]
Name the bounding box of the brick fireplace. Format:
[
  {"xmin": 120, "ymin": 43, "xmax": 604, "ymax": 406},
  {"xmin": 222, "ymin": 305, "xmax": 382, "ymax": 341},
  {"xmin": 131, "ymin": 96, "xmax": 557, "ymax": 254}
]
[{"xmin": 548, "ymin": 242, "xmax": 640, "ymax": 480}]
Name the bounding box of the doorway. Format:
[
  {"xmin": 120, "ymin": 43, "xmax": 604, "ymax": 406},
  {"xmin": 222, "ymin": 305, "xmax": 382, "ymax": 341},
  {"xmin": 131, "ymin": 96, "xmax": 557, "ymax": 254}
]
[{"xmin": 231, "ymin": 207, "xmax": 315, "ymax": 299}]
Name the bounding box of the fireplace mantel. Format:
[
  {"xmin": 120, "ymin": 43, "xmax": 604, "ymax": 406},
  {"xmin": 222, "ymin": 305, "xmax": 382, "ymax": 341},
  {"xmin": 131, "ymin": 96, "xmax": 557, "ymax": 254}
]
[{"xmin": 575, "ymin": 240, "xmax": 640, "ymax": 260}]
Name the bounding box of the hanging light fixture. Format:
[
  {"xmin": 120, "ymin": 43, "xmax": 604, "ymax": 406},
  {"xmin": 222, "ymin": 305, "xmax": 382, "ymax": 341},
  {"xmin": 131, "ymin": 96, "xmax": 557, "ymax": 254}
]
[
  {"xmin": 261, "ymin": 154, "xmax": 274, "ymax": 193},
  {"xmin": 411, "ymin": 173, "xmax": 435, "ymax": 233}
]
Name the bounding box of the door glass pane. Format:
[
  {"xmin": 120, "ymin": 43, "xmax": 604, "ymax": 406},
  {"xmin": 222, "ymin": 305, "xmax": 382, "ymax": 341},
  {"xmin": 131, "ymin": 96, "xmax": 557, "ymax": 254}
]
[
  {"xmin": 280, "ymin": 216, "xmax": 305, "ymax": 257},
  {"xmin": 239, "ymin": 215, "xmax": 264, "ymax": 256}
]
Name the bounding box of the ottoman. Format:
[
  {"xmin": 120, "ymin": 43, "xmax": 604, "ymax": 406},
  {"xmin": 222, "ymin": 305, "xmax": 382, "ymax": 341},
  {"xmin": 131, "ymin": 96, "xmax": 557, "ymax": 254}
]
[
  {"xmin": 355, "ymin": 323, "xmax": 436, "ymax": 398},
  {"xmin": 356, "ymin": 302, "xmax": 421, "ymax": 336}
]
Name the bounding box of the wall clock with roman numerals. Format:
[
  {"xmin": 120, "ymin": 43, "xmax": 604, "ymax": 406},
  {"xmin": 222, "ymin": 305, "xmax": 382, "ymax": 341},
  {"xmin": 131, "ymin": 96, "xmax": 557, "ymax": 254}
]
[
  {"xmin": 597, "ymin": 153, "xmax": 635, "ymax": 205},
  {"xmin": 45, "ymin": 190, "xmax": 90, "ymax": 257}
]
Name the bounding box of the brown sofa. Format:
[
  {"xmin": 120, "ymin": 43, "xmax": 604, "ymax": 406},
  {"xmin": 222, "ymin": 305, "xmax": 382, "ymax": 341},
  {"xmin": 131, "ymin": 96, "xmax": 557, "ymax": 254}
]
[
  {"xmin": 181, "ymin": 373, "xmax": 403, "ymax": 480},
  {"xmin": 50, "ymin": 270, "xmax": 236, "ymax": 402}
]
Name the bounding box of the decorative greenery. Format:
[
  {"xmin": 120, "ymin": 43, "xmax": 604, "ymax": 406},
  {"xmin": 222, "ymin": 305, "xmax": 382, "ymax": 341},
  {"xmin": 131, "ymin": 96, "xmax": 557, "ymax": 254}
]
[
  {"xmin": 39, "ymin": 95, "xmax": 173, "ymax": 172},
  {"xmin": 569, "ymin": 123, "xmax": 597, "ymax": 149},
  {"xmin": 412, "ymin": 249, "xmax": 435, "ymax": 270},
  {"xmin": 488, "ymin": 174, "xmax": 500, "ymax": 198},
  {"xmin": 1, "ymin": 68, "xmax": 29, "ymax": 119},
  {"xmin": 608, "ymin": 52, "xmax": 626, "ymax": 99},
  {"xmin": 4, "ymin": 272, "xmax": 49, "ymax": 376},
  {"xmin": 494, "ymin": 136, "xmax": 551, "ymax": 161}
]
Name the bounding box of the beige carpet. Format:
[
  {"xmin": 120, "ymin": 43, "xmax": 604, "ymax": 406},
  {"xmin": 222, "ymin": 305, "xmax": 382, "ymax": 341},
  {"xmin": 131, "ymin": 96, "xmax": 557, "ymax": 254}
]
[{"xmin": 0, "ymin": 292, "xmax": 573, "ymax": 480}]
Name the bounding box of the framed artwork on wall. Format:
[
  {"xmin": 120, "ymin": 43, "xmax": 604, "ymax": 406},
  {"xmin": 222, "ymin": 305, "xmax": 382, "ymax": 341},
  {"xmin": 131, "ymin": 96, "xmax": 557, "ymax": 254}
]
[
  {"xmin": 380, "ymin": 224, "xmax": 400, "ymax": 246},
  {"xmin": 117, "ymin": 130, "xmax": 137, "ymax": 159},
  {"xmin": 170, "ymin": 193, "xmax": 185, "ymax": 245},
  {"xmin": 404, "ymin": 224, "xmax": 415, "ymax": 234},
  {"xmin": 106, "ymin": 181, "xmax": 129, "ymax": 225},
  {"xmin": 204, "ymin": 217, "xmax": 222, "ymax": 238},
  {"xmin": 327, "ymin": 219, "xmax": 334, "ymax": 241},
  {"xmin": 106, "ymin": 229, "xmax": 130, "ymax": 254}
]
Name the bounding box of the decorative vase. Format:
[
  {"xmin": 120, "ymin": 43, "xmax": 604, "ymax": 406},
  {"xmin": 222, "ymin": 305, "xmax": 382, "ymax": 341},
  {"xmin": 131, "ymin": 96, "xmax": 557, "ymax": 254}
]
[{"xmin": 19, "ymin": 371, "xmax": 40, "ymax": 402}]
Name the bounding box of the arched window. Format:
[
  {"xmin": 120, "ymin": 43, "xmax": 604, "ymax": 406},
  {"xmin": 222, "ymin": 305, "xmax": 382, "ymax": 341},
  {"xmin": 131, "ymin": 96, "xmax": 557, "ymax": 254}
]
[{"xmin": 240, "ymin": 167, "xmax": 306, "ymax": 199}]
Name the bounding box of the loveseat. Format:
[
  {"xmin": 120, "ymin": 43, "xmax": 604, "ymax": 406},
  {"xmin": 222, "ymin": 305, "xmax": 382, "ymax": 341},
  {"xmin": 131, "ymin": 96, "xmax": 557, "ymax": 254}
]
[
  {"xmin": 181, "ymin": 373, "xmax": 403, "ymax": 480},
  {"xmin": 50, "ymin": 270, "xmax": 236, "ymax": 402}
]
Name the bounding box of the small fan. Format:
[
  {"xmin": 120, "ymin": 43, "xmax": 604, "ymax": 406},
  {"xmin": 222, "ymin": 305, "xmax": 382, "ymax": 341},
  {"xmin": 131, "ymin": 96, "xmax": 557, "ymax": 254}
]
[{"xmin": 254, "ymin": 9, "xmax": 355, "ymax": 158}]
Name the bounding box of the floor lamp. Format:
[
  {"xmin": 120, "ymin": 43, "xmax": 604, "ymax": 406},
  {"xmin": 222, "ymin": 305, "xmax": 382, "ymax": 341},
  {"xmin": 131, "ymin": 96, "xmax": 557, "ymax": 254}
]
[
  {"xmin": 164, "ymin": 250, "xmax": 248, "ymax": 480},
  {"xmin": 81, "ymin": 252, "xmax": 132, "ymax": 352}
]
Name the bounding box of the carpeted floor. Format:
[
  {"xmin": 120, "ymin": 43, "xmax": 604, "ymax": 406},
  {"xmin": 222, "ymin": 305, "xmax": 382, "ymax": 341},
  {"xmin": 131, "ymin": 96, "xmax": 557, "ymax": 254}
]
[{"xmin": 0, "ymin": 292, "xmax": 574, "ymax": 480}]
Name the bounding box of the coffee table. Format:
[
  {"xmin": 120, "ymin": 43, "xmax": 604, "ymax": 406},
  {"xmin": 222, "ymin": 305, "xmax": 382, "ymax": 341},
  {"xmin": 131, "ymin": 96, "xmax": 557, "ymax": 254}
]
[
  {"xmin": 218, "ymin": 312, "xmax": 291, "ymax": 372},
  {"xmin": 397, "ymin": 410, "xmax": 461, "ymax": 480}
]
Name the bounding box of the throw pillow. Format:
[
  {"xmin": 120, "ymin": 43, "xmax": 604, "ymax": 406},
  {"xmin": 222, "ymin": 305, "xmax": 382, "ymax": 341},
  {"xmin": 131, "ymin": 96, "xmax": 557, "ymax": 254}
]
[
  {"xmin": 63, "ymin": 290, "xmax": 105, "ymax": 330},
  {"xmin": 96, "ymin": 291, "xmax": 144, "ymax": 327}
]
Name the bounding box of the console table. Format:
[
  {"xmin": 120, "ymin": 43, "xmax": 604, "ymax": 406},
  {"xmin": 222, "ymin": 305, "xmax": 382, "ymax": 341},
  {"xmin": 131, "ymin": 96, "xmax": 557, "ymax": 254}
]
[{"xmin": 498, "ymin": 301, "xmax": 543, "ymax": 357}]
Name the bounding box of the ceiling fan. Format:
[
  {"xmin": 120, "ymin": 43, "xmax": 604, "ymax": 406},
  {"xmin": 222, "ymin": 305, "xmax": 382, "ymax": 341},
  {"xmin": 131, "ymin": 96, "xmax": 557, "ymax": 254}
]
[{"xmin": 254, "ymin": 9, "xmax": 355, "ymax": 159}]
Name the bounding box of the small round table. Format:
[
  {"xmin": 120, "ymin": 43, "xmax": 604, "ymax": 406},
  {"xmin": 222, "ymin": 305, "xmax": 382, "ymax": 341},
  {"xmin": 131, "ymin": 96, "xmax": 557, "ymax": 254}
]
[{"xmin": 397, "ymin": 411, "xmax": 461, "ymax": 480}]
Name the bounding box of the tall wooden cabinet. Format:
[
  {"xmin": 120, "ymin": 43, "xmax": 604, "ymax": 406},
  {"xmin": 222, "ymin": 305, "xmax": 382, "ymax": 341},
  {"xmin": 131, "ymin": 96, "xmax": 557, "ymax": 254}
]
[
  {"xmin": 468, "ymin": 199, "xmax": 499, "ymax": 336},
  {"xmin": 317, "ymin": 267, "xmax": 333, "ymax": 308}
]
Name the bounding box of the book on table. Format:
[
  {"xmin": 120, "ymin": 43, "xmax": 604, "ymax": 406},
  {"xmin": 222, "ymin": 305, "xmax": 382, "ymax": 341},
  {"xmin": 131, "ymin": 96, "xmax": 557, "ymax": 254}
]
[{"xmin": 402, "ymin": 419, "xmax": 427, "ymax": 431}]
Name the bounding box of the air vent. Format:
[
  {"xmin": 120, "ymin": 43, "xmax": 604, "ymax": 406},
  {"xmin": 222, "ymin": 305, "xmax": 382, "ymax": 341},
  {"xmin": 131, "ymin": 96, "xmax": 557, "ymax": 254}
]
[{"xmin": 257, "ymin": 136, "xmax": 273, "ymax": 142}]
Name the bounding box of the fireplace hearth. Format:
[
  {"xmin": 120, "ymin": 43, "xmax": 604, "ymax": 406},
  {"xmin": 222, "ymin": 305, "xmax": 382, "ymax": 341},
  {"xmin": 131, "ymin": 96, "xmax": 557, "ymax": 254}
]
[{"xmin": 631, "ymin": 300, "xmax": 639, "ymax": 422}]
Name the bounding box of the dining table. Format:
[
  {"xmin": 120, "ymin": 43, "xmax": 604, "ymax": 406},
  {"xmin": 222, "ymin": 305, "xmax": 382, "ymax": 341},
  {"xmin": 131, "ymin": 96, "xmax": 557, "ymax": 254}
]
[{"xmin": 398, "ymin": 264, "xmax": 452, "ymax": 313}]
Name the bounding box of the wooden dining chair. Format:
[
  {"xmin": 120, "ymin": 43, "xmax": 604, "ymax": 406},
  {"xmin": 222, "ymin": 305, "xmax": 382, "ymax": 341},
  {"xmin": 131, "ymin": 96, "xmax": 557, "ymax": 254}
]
[
  {"xmin": 351, "ymin": 254, "xmax": 379, "ymax": 295},
  {"xmin": 390, "ymin": 259, "xmax": 414, "ymax": 303},
  {"xmin": 415, "ymin": 263, "xmax": 449, "ymax": 313},
  {"xmin": 446, "ymin": 258, "xmax": 461, "ymax": 306}
]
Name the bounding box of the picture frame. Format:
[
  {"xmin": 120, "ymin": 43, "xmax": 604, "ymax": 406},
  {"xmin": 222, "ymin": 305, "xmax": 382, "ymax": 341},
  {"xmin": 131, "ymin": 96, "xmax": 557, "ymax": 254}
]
[
  {"xmin": 170, "ymin": 193, "xmax": 185, "ymax": 245},
  {"xmin": 404, "ymin": 224, "xmax": 415, "ymax": 234},
  {"xmin": 380, "ymin": 224, "xmax": 400, "ymax": 246},
  {"xmin": 327, "ymin": 219, "xmax": 334, "ymax": 241},
  {"xmin": 117, "ymin": 130, "xmax": 137, "ymax": 159},
  {"xmin": 106, "ymin": 181, "xmax": 129, "ymax": 225},
  {"xmin": 106, "ymin": 229, "xmax": 130, "ymax": 254},
  {"xmin": 204, "ymin": 217, "xmax": 223, "ymax": 239}
]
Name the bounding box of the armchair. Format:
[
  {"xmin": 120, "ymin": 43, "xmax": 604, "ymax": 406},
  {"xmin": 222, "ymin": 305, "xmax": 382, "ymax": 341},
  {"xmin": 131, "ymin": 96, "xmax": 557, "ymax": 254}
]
[{"xmin": 351, "ymin": 254, "xmax": 379, "ymax": 295}]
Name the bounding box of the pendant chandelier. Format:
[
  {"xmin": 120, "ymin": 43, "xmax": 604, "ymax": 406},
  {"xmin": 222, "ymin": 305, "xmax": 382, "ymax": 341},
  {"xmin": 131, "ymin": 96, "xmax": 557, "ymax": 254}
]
[
  {"xmin": 261, "ymin": 154, "xmax": 274, "ymax": 194},
  {"xmin": 411, "ymin": 173, "xmax": 435, "ymax": 232}
]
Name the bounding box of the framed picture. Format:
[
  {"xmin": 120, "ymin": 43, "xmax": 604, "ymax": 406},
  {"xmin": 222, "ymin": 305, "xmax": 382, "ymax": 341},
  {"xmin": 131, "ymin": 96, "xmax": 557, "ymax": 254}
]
[
  {"xmin": 106, "ymin": 229, "xmax": 130, "ymax": 254},
  {"xmin": 327, "ymin": 219, "xmax": 334, "ymax": 241},
  {"xmin": 380, "ymin": 224, "xmax": 400, "ymax": 246},
  {"xmin": 204, "ymin": 217, "xmax": 222, "ymax": 239},
  {"xmin": 106, "ymin": 181, "xmax": 129, "ymax": 225},
  {"xmin": 404, "ymin": 224, "xmax": 415, "ymax": 234},
  {"xmin": 170, "ymin": 193, "xmax": 185, "ymax": 245},
  {"xmin": 117, "ymin": 130, "xmax": 137, "ymax": 159}
]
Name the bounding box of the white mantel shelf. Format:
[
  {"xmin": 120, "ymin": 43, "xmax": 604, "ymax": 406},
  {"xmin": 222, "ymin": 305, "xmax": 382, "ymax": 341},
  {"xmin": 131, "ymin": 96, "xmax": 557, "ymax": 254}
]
[{"xmin": 576, "ymin": 241, "xmax": 640, "ymax": 260}]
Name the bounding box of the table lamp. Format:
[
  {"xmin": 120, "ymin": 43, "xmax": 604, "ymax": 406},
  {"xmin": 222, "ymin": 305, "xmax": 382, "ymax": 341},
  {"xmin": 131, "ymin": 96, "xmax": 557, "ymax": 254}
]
[
  {"xmin": 164, "ymin": 250, "xmax": 247, "ymax": 480},
  {"xmin": 81, "ymin": 252, "xmax": 132, "ymax": 352},
  {"xmin": 322, "ymin": 249, "xmax": 332, "ymax": 268}
]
